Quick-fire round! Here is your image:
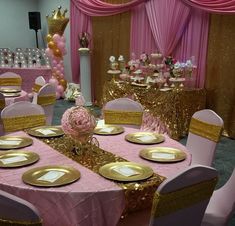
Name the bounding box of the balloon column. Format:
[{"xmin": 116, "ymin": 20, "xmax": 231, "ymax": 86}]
[{"xmin": 46, "ymin": 6, "xmax": 69, "ymax": 99}]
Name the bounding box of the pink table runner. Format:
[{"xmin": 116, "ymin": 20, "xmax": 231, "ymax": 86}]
[
  {"xmin": 0, "ymin": 128, "xmax": 191, "ymax": 226},
  {"xmin": 0, "ymin": 67, "xmax": 52, "ymax": 93}
]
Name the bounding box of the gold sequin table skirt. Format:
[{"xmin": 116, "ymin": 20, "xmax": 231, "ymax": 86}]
[{"xmin": 101, "ymin": 80, "xmax": 206, "ymax": 140}]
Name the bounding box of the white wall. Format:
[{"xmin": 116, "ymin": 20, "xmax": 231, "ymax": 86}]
[
  {"xmin": 38, "ymin": 0, "xmax": 72, "ymax": 82},
  {"xmin": 0, "ymin": 0, "xmax": 39, "ymax": 48},
  {"xmin": 0, "ymin": 0, "xmax": 72, "ymax": 82}
]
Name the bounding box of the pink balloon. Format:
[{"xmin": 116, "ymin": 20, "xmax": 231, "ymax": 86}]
[
  {"xmin": 56, "ymin": 91, "xmax": 61, "ymax": 99},
  {"xmin": 61, "ymin": 35, "xmax": 66, "ymax": 42},
  {"xmin": 56, "ymin": 64, "xmax": 61, "ymax": 70},
  {"xmin": 52, "ymin": 60, "xmax": 58, "ymax": 66},
  {"xmin": 62, "ymin": 49, "xmax": 67, "ymax": 55},
  {"xmin": 60, "ymin": 67, "xmax": 64, "ymax": 73},
  {"xmin": 53, "ymin": 34, "xmax": 61, "ymax": 43},
  {"xmin": 49, "ymin": 78, "xmax": 59, "ymax": 86},
  {"xmin": 59, "ymin": 73, "xmax": 64, "ymax": 78},
  {"xmin": 57, "ymin": 41, "xmax": 65, "ymax": 50},
  {"xmin": 57, "ymin": 85, "xmax": 64, "ymax": 93},
  {"xmin": 52, "ymin": 66, "xmax": 57, "ymax": 71},
  {"xmin": 45, "ymin": 48, "xmax": 52, "ymax": 57}
]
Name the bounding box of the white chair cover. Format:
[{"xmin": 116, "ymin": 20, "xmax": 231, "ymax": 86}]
[
  {"xmin": 186, "ymin": 109, "xmax": 224, "ymax": 166},
  {"xmin": 0, "ymin": 189, "xmax": 42, "ymax": 225},
  {"xmin": 103, "ymin": 98, "xmax": 144, "ymax": 128},
  {"xmin": 32, "ymin": 76, "xmax": 46, "ymax": 104},
  {"xmin": 202, "ymin": 168, "xmax": 235, "ymax": 226},
  {"xmin": 36, "ymin": 83, "xmax": 56, "ymax": 125},
  {"xmin": 1, "ymin": 101, "xmax": 45, "ymax": 133},
  {"xmin": 0, "ymin": 72, "xmax": 22, "ymax": 90},
  {"xmin": 118, "ymin": 165, "xmax": 218, "ymax": 226}
]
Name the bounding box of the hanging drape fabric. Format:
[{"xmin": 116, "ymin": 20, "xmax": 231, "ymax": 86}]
[
  {"xmin": 180, "ymin": 0, "xmax": 235, "ymax": 13},
  {"xmin": 145, "ymin": 0, "xmax": 191, "ymax": 56},
  {"xmin": 70, "ymin": 0, "xmax": 147, "ymax": 83}
]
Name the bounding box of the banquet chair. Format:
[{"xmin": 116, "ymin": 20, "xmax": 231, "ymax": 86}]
[
  {"xmin": 1, "ymin": 101, "xmax": 46, "ymax": 133},
  {"xmin": 36, "ymin": 83, "xmax": 56, "ymax": 125},
  {"xmin": 103, "ymin": 97, "xmax": 144, "ymax": 128},
  {"xmin": 32, "ymin": 76, "xmax": 46, "ymax": 104},
  {"xmin": 186, "ymin": 109, "xmax": 224, "ymax": 166},
  {"xmin": 0, "ymin": 72, "xmax": 22, "ymax": 91},
  {"xmin": 118, "ymin": 165, "xmax": 218, "ymax": 226},
  {"xmin": 0, "ymin": 92, "xmax": 5, "ymax": 136},
  {"xmin": 201, "ymin": 168, "xmax": 235, "ymax": 226},
  {"xmin": 0, "ymin": 189, "xmax": 42, "ymax": 226}
]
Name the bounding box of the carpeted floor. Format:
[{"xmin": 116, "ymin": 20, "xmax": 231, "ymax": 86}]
[{"xmin": 53, "ymin": 99, "xmax": 235, "ymax": 226}]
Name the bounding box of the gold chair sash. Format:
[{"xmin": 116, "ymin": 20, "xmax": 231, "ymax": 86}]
[
  {"xmin": 104, "ymin": 110, "xmax": 143, "ymax": 125},
  {"xmin": 189, "ymin": 118, "xmax": 223, "ymax": 142},
  {"xmin": 0, "ymin": 99, "xmax": 5, "ymax": 110},
  {"xmin": 0, "ymin": 218, "xmax": 42, "ymax": 226},
  {"xmin": 32, "ymin": 84, "xmax": 42, "ymax": 93},
  {"xmin": 151, "ymin": 177, "xmax": 218, "ymax": 218},
  {"xmin": 2, "ymin": 115, "xmax": 46, "ymax": 132},
  {"xmin": 37, "ymin": 94, "xmax": 56, "ymax": 106},
  {"xmin": 0, "ymin": 77, "xmax": 22, "ymax": 86}
]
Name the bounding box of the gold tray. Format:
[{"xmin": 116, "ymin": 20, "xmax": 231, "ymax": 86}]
[
  {"xmin": 140, "ymin": 147, "xmax": 187, "ymax": 162},
  {"xmin": 99, "ymin": 162, "xmax": 153, "ymax": 182},
  {"xmin": 125, "ymin": 132, "xmax": 165, "ymax": 144},
  {"xmin": 0, "ymin": 88, "xmax": 21, "ymax": 93},
  {"xmin": 22, "ymin": 165, "xmax": 81, "ymax": 187},
  {"xmin": 3, "ymin": 92, "xmax": 21, "ymax": 97},
  {"xmin": 94, "ymin": 125, "xmax": 124, "ymax": 135},
  {"xmin": 0, "ymin": 136, "xmax": 33, "ymax": 150},
  {"xmin": 27, "ymin": 126, "xmax": 64, "ymax": 138},
  {"xmin": 0, "ymin": 151, "xmax": 39, "ymax": 168}
]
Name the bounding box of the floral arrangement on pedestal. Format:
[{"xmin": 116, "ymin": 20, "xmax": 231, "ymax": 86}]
[{"xmin": 61, "ymin": 106, "xmax": 98, "ymax": 154}]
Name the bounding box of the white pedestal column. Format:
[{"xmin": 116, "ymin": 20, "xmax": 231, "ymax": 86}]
[{"xmin": 79, "ymin": 48, "xmax": 92, "ymax": 106}]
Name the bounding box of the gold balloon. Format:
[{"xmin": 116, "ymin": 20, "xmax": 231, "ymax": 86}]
[
  {"xmin": 53, "ymin": 48, "xmax": 62, "ymax": 58},
  {"xmin": 46, "ymin": 34, "xmax": 53, "ymax": 43},
  {"xmin": 48, "ymin": 41, "xmax": 56, "ymax": 49},
  {"xmin": 60, "ymin": 79, "xmax": 67, "ymax": 90}
]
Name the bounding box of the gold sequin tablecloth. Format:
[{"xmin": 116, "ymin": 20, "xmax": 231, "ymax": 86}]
[{"xmin": 102, "ymin": 80, "xmax": 206, "ymax": 140}]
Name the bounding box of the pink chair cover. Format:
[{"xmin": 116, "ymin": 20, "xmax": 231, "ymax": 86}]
[
  {"xmin": 32, "ymin": 76, "xmax": 46, "ymax": 104},
  {"xmin": 202, "ymin": 168, "xmax": 235, "ymax": 226},
  {"xmin": 118, "ymin": 165, "xmax": 218, "ymax": 226},
  {"xmin": 0, "ymin": 72, "xmax": 22, "ymax": 91},
  {"xmin": 0, "ymin": 93, "xmax": 5, "ymax": 136},
  {"xmin": 37, "ymin": 83, "xmax": 56, "ymax": 125},
  {"xmin": 186, "ymin": 109, "xmax": 224, "ymax": 166},
  {"xmin": 103, "ymin": 97, "xmax": 144, "ymax": 128},
  {"xmin": 0, "ymin": 189, "xmax": 41, "ymax": 223}
]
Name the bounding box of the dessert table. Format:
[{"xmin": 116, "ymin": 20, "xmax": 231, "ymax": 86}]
[
  {"xmin": 0, "ymin": 127, "xmax": 191, "ymax": 226},
  {"xmin": 102, "ymin": 80, "xmax": 206, "ymax": 140},
  {"xmin": 0, "ymin": 67, "xmax": 52, "ymax": 93}
]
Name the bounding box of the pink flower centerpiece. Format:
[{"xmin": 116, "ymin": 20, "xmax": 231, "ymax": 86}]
[{"xmin": 61, "ymin": 106, "xmax": 97, "ymax": 144}]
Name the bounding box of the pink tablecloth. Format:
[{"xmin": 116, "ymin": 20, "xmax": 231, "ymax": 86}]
[
  {"xmin": 0, "ymin": 128, "xmax": 191, "ymax": 226},
  {"xmin": 4, "ymin": 90, "xmax": 29, "ymax": 106},
  {"xmin": 0, "ymin": 67, "xmax": 52, "ymax": 93}
]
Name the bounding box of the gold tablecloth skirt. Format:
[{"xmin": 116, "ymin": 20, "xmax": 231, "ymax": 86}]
[{"xmin": 101, "ymin": 80, "xmax": 206, "ymax": 140}]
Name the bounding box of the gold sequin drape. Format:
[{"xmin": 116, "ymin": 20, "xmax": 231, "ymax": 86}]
[
  {"xmin": 91, "ymin": 0, "xmax": 130, "ymax": 104},
  {"xmin": 206, "ymin": 14, "xmax": 235, "ymax": 138}
]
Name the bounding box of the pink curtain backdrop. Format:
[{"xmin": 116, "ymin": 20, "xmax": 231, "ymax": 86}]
[
  {"xmin": 145, "ymin": 0, "xmax": 191, "ymax": 57},
  {"xmin": 130, "ymin": 3, "xmax": 157, "ymax": 57},
  {"xmin": 181, "ymin": 0, "xmax": 235, "ymax": 13},
  {"xmin": 70, "ymin": 0, "xmax": 147, "ymax": 83},
  {"xmin": 174, "ymin": 8, "xmax": 209, "ymax": 88}
]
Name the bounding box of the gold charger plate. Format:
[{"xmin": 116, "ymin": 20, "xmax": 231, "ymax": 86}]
[
  {"xmin": 27, "ymin": 126, "xmax": 64, "ymax": 138},
  {"xmin": 125, "ymin": 132, "xmax": 165, "ymax": 144},
  {"xmin": 0, "ymin": 136, "xmax": 33, "ymax": 150},
  {"xmin": 140, "ymin": 147, "xmax": 187, "ymax": 163},
  {"xmin": 99, "ymin": 162, "xmax": 153, "ymax": 182},
  {"xmin": 22, "ymin": 165, "xmax": 81, "ymax": 187},
  {"xmin": 0, "ymin": 151, "xmax": 39, "ymax": 168},
  {"xmin": 0, "ymin": 88, "xmax": 21, "ymax": 93},
  {"xmin": 3, "ymin": 92, "xmax": 21, "ymax": 97},
  {"xmin": 94, "ymin": 125, "xmax": 124, "ymax": 135}
]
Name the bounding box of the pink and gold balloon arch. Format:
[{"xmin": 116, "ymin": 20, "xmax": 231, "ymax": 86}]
[{"xmin": 46, "ymin": 6, "xmax": 69, "ymax": 99}]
